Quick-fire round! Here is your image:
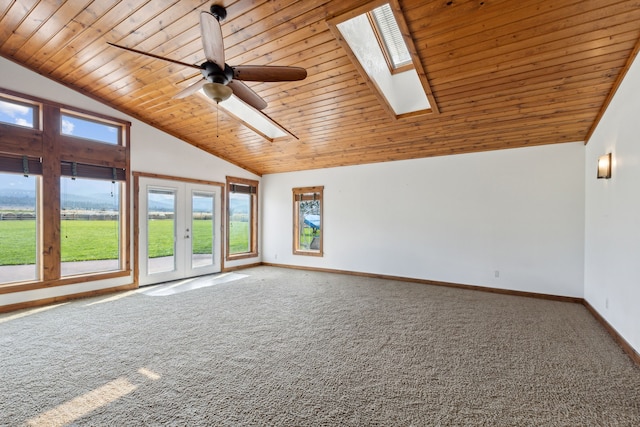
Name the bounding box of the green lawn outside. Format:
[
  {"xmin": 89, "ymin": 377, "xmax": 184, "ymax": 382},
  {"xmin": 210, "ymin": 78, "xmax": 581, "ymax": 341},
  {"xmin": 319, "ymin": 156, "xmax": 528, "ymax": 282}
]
[
  {"xmin": 147, "ymin": 219, "xmax": 175, "ymax": 258},
  {"xmin": 61, "ymin": 220, "xmax": 120, "ymax": 262},
  {"xmin": 146, "ymin": 219, "xmax": 214, "ymax": 257},
  {"xmin": 229, "ymin": 221, "xmax": 249, "ymax": 254},
  {"xmin": 0, "ymin": 219, "xmax": 247, "ymax": 265},
  {"xmin": 0, "ymin": 219, "xmax": 37, "ymax": 265},
  {"xmin": 191, "ymin": 219, "xmax": 214, "ymax": 255}
]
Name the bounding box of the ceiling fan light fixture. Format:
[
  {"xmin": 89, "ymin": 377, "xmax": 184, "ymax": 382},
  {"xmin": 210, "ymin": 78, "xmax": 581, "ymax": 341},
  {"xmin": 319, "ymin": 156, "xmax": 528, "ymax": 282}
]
[{"xmin": 202, "ymin": 82, "xmax": 233, "ymax": 103}]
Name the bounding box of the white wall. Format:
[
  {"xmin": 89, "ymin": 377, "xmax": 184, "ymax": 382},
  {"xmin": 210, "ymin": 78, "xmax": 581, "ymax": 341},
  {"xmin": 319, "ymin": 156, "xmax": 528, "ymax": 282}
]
[
  {"xmin": 584, "ymin": 53, "xmax": 640, "ymax": 354},
  {"xmin": 0, "ymin": 56, "xmax": 259, "ymax": 308},
  {"xmin": 263, "ymin": 142, "xmax": 585, "ymax": 297}
]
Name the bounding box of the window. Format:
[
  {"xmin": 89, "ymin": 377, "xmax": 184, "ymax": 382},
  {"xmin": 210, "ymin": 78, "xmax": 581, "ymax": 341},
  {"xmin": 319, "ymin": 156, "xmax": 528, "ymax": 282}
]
[
  {"xmin": 0, "ymin": 96, "xmax": 38, "ymax": 128},
  {"xmin": 0, "ymin": 172, "xmax": 39, "ymax": 283},
  {"xmin": 293, "ymin": 186, "xmax": 323, "ymax": 256},
  {"xmin": 60, "ymin": 177, "xmax": 122, "ymax": 277},
  {"xmin": 226, "ymin": 177, "xmax": 258, "ymax": 260},
  {"xmin": 60, "ymin": 112, "xmax": 121, "ymax": 145},
  {"xmin": 0, "ymin": 89, "xmax": 130, "ymax": 290}
]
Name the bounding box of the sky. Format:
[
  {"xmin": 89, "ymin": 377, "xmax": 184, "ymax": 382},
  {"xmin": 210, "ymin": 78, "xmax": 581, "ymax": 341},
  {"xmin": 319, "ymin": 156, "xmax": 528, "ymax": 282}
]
[
  {"xmin": 0, "ymin": 98, "xmax": 119, "ymax": 144},
  {"xmin": 0, "ymin": 173, "xmax": 35, "ymax": 192}
]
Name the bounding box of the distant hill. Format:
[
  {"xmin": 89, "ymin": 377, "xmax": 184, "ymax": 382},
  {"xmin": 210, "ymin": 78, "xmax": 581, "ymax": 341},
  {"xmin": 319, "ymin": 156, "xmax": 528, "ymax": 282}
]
[
  {"xmin": 0, "ymin": 187, "xmax": 121, "ymax": 211},
  {"xmin": 1, "ymin": 174, "xmax": 251, "ymax": 213}
]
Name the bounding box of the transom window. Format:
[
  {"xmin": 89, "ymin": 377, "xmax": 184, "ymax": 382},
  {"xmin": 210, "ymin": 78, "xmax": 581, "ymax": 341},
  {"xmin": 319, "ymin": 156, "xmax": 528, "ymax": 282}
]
[
  {"xmin": 61, "ymin": 112, "xmax": 121, "ymax": 145},
  {"xmin": 0, "ymin": 95, "xmax": 38, "ymax": 128}
]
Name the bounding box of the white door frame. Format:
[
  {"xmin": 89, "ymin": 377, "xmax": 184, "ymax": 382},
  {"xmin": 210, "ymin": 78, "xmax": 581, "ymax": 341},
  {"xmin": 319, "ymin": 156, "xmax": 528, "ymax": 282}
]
[{"xmin": 134, "ymin": 173, "xmax": 224, "ymax": 286}]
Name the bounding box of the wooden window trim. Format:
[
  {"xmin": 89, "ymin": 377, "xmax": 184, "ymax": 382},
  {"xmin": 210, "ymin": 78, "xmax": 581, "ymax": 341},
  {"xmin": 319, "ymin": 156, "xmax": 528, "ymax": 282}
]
[
  {"xmin": 226, "ymin": 176, "xmax": 259, "ymax": 261},
  {"xmin": 0, "ymin": 88, "xmax": 131, "ymax": 294},
  {"xmin": 293, "ymin": 186, "xmax": 324, "ymax": 257}
]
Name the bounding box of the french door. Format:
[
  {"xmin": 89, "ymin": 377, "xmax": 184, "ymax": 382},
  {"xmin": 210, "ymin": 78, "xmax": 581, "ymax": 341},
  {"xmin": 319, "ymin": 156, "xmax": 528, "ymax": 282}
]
[{"xmin": 138, "ymin": 176, "xmax": 222, "ymax": 286}]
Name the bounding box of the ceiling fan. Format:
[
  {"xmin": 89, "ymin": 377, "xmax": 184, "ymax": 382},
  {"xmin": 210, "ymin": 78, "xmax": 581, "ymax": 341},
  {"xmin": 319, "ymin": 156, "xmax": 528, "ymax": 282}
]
[{"xmin": 108, "ymin": 4, "xmax": 307, "ymax": 110}]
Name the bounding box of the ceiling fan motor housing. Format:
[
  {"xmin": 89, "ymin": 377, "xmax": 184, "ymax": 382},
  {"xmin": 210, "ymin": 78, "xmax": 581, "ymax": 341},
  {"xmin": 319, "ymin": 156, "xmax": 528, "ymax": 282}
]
[
  {"xmin": 201, "ymin": 61, "xmax": 233, "ymax": 85},
  {"xmin": 210, "ymin": 5, "xmax": 227, "ymax": 21}
]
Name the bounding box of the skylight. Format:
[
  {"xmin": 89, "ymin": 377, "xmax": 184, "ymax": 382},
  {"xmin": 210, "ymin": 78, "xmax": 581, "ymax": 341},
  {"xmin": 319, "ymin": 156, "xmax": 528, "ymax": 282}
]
[
  {"xmin": 328, "ymin": 1, "xmax": 438, "ymax": 118},
  {"xmin": 370, "ymin": 4, "xmax": 412, "ymax": 70},
  {"xmin": 199, "ymin": 91, "xmax": 288, "ymax": 141}
]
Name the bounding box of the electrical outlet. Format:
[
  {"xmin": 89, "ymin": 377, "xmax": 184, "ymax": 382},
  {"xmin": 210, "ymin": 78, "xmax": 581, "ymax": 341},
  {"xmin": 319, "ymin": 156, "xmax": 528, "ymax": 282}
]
[
  {"xmin": 494, "ymin": 270, "xmax": 500, "ymax": 278},
  {"xmin": 605, "ymin": 298, "xmax": 609, "ymax": 309}
]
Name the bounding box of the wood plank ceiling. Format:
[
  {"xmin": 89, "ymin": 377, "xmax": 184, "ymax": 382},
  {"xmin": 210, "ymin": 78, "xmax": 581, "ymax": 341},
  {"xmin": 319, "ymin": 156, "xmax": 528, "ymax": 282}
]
[{"xmin": 1, "ymin": 0, "xmax": 639, "ymax": 175}]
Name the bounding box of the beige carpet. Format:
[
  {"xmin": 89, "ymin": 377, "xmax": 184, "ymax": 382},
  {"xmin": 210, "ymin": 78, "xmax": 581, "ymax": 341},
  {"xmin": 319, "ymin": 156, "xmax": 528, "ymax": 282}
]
[{"xmin": 1, "ymin": 266, "xmax": 639, "ymax": 426}]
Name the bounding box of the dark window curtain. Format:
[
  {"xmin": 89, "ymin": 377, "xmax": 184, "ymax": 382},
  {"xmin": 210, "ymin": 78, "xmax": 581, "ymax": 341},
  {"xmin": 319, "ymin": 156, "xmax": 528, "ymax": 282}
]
[
  {"xmin": 0, "ymin": 155, "xmax": 43, "ymax": 175},
  {"xmin": 60, "ymin": 161, "xmax": 126, "ymax": 181},
  {"xmin": 229, "ymin": 183, "xmax": 257, "ymax": 194}
]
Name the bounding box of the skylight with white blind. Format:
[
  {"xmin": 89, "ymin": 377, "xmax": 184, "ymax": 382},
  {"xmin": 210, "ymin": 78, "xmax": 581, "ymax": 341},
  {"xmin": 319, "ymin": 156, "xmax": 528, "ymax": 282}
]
[{"xmin": 370, "ymin": 3, "xmax": 412, "ymax": 70}]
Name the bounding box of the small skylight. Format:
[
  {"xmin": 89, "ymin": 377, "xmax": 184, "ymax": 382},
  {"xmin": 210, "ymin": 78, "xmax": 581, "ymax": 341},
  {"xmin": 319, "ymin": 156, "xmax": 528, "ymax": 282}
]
[
  {"xmin": 200, "ymin": 91, "xmax": 288, "ymax": 141},
  {"xmin": 328, "ymin": 1, "xmax": 438, "ymax": 118},
  {"xmin": 370, "ymin": 4, "xmax": 412, "ymax": 70}
]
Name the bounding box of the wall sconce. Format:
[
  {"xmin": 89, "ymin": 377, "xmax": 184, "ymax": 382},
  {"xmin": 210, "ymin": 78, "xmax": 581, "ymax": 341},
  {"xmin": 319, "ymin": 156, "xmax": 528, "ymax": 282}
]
[{"xmin": 597, "ymin": 153, "xmax": 612, "ymax": 179}]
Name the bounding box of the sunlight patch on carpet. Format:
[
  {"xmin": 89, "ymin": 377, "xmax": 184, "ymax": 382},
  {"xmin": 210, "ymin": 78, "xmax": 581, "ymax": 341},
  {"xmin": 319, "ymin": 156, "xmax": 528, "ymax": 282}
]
[
  {"xmin": 139, "ymin": 272, "xmax": 248, "ymax": 296},
  {"xmin": 137, "ymin": 367, "xmax": 161, "ymax": 381},
  {"xmin": 0, "ymin": 302, "xmax": 68, "ymax": 324},
  {"xmin": 25, "ymin": 377, "xmax": 137, "ymax": 427},
  {"xmin": 85, "ymin": 289, "xmax": 143, "ymax": 306}
]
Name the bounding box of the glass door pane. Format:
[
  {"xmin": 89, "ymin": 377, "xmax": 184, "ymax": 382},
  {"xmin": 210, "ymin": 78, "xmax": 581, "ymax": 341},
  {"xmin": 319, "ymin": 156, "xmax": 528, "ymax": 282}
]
[
  {"xmin": 191, "ymin": 191, "xmax": 214, "ymax": 269},
  {"xmin": 147, "ymin": 188, "xmax": 176, "ymax": 274}
]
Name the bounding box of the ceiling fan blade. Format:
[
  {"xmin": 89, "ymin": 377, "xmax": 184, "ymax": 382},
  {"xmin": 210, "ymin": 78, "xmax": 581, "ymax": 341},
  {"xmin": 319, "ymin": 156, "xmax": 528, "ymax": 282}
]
[
  {"xmin": 200, "ymin": 11, "xmax": 225, "ymax": 66},
  {"xmin": 173, "ymin": 79, "xmax": 206, "ymax": 99},
  {"xmin": 175, "ymin": 72, "xmax": 201, "ymax": 86},
  {"xmin": 232, "ymin": 65, "xmax": 307, "ymax": 82},
  {"xmin": 228, "ymin": 80, "xmax": 268, "ymax": 110},
  {"xmin": 107, "ymin": 42, "xmax": 202, "ymax": 70}
]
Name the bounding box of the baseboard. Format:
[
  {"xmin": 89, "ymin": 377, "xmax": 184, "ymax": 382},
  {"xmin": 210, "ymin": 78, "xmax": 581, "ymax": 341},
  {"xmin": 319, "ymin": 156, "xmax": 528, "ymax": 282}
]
[
  {"xmin": 260, "ymin": 262, "xmax": 582, "ymax": 303},
  {"xmin": 0, "ymin": 282, "xmax": 137, "ymax": 314},
  {"xmin": 223, "ymin": 262, "xmax": 262, "ymax": 272},
  {"xmin": 582, "ymin": 300, "xmax": 640, "ymax": 366}
]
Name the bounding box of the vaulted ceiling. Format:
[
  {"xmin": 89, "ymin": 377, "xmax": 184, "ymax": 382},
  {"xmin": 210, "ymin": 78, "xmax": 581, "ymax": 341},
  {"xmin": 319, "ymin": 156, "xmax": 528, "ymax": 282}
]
[{"xmin": 1, "ymin": 0, "xmax": 639, "ymax": 175}]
